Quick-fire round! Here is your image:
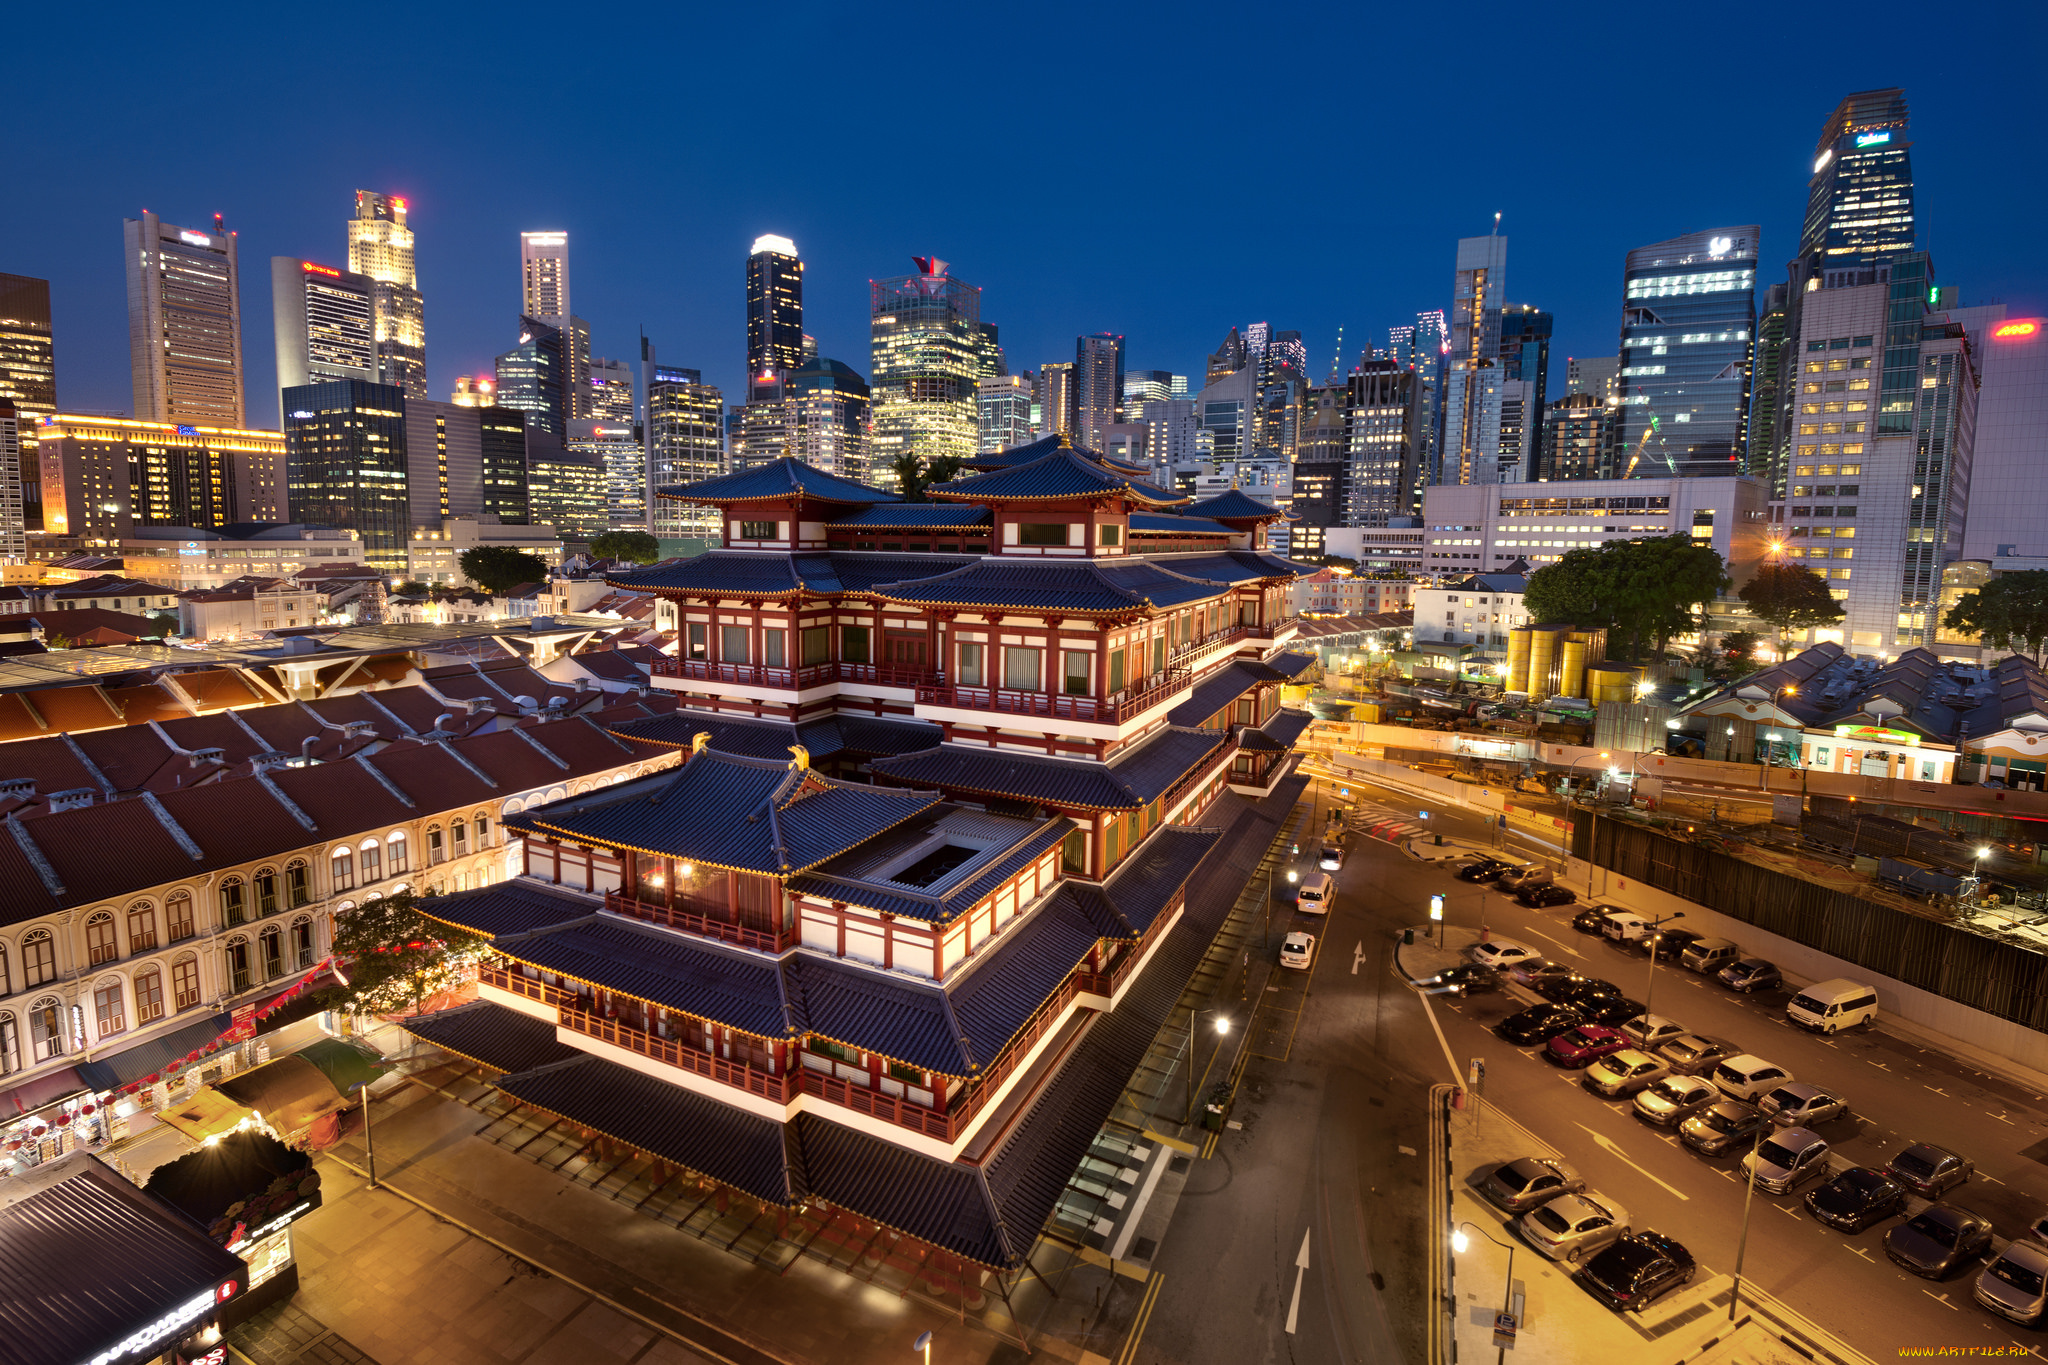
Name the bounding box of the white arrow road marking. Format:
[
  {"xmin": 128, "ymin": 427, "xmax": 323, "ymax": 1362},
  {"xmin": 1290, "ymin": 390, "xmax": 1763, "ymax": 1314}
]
[
  {"xmin": 1572, "ymin": 1124, "xmax": 1690, "ymax": 1200},
  {"xmin": 1353, "ymin": 941, "xmax": 1366, "ymax": 975},
  {"xmin": 1285, "ymin": 1227, "xmax": 1311, "ymax": 1334}
]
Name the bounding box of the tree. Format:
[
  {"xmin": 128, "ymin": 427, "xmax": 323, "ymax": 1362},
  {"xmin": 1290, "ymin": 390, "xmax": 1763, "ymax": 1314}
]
[
  {"xmin": 1522, "ymin": 535, "xmax": 1732, "ymax": 663},
  {"xmin": 327, "ymin": 892, "xmax": 488, "ymax": 1017},
  {"xmin": 589, "ymin": 530, "xmax": 659, "ymax": 564},
  {"xmin": 391, "ymin": 580, "xmax": 432, "ymax": 597},
  {"xmin": 458, "ymin": 545, "xmax": 549, "ymax": 594},
  {"xmin": 1719, "ymin": 630, "xmax": 1762, "ymax": 669},
  {"xmin": 145, "ymin": 611, "xmax": 179, "ymax": 639},
  {"xmin": 1738, "ymin": 563, "xmax": 1845, "ymax": 654},
  {"xmin": 890, "ymin": 452, "xmax": 964, "ymax": 502},
  {"xmin": 1943, "ymin": 570, "xmax": 2048, "ymax": 662}
]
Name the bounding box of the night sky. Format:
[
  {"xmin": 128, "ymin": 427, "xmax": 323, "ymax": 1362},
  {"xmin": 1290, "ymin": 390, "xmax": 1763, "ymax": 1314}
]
[{"xmin": 11, "ymin": 2, "xmax": 2047, "ymax": 430}]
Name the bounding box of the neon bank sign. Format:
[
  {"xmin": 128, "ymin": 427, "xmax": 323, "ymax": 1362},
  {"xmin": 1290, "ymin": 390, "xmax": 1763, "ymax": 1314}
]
[{"xmin": 76, "ymin": 1281, "xmax": 237, "ymax": 1365}]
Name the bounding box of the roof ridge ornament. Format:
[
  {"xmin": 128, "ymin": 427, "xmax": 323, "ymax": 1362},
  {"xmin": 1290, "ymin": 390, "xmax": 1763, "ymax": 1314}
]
[{"xmin": 789, "ymin": 744, "xmax": 809, "ymax": 771}]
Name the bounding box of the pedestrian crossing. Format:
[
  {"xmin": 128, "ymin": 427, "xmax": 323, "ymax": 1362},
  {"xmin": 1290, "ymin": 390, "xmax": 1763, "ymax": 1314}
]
[{"xmin": 1344, "ymin": 804, "xmax": 1424, "ymax": 843}]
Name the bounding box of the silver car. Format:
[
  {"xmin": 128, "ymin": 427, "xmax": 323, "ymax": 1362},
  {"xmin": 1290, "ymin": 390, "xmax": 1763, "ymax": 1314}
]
[
  {"xmin": 1635, "ymin": 1075, "xmax": 1720, "ymax": 1127},
  {"xmin": 1477, "ymin": 1157, "xmax": 1585, "ymax": 1213},
  {"xmin": 1582, "ymin": 1049, "xmax": 1671, "ymax": 1098},
  {"xmin": 1681, "ymin": 1100, "xmax": 1769, "ymax": 1156},
  {"xmin": 1741, "ymin": 1128, "xmax": 1832, "ymax": 1194},
  {"xmin": 1657, "ymin": 1034, "xmax": 1740, "ymax": 1077},
  {"xmin": 1976, "ymin": 1240, "xmax": 2048, "ymax": 1324},
  {"xmin": 1620, "ymin": 1013, "xmax": 1688, "ymax": 1051},
  {"xmin": 1760, "ymin": 1083, "xmax": 1849, "ymax": 1127},
  {"xmin": 1516, "ymin": 1191, "xmax": 1630, "ymax": 1263}
]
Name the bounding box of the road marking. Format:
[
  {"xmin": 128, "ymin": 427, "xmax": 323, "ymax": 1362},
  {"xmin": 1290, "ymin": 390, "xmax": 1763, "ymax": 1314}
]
[
  {"xmin": 1115, "ymin": 1270, "xmax": 1167, "ymax": 1365},
  {"xmin": 1925, "ymin": 1086, "xmax": 1950, "ymax": 1096},
  {"xmin": 1285, "ymin": 1228, "xmax": 1310, "ymax": 1335},
  {"xmin": 1776, "ymin": 1203, "xmax": 1801, "ymax": 1219},
  {"xmin": 1845, "ymin": 1244, "xmax": 1873, "ymax": 1261},
  {"xmin": 1982, "ymin": 1173, "xmax": 2006, "ymax": 1186},
  {"xmin": 1572, "ymin": 1124, "xmax": 1689, "ymax": 1200},
  {"xmin": 1924, "ymin": 1290, "xmax": 1959, "ymax": 1310},
  {"xmin": 1994, "ymin": 1113, "xmax": 2017, "ymax": 1126},
  {"xmin": 1352, "ymin": 941, "xmax": 1366, "ymax": 975}
]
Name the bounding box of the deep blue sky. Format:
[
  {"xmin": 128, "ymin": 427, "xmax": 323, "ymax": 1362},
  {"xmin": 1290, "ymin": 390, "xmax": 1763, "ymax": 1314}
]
[{"xmin": 11, "ymin": 2, "xmax": 2047, "ymax": 430}]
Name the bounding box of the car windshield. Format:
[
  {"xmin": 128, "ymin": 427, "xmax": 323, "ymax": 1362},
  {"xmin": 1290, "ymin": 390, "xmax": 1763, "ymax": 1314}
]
[
  {"xmin": 1530, "ymin": 1205, "xmax": 1572, "ymax": 1234},
  {"xmin": 1702, "ymin": 1108, "xmax": 1746, "ymax": 1134},
  {"xmin": 1765, "ymin": 1088, "xmax": 1802, "ymax": 1110},
  {"xmin": 1892, "ymin": 1150, "xmax": 1937, "ymax": 1179},
  {"xmin": 1558, "ymin": 1030, "xmax": 1596, "ymax": 1048},
  {"xmin": 1647, "ymin": 1080, "xmax": 1690, "ymax": 1102},
  {"xmin": 1756, "ymin": 1140, "xmax": 1801, "ymax": 1167},
  {"xmin": 1991, "ymin": 1257, "xmax": 2046, "ymax": 1295},
  {"xmin": 1904, "ymin": 1213, "xmax": 1958, "ymax": 1248}
]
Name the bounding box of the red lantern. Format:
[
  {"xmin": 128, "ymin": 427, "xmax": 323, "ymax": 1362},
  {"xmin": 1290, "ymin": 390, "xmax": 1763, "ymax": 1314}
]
[{"xmin": 80, "ymin": 1103, "xmax": 96, "ymax": 1116}]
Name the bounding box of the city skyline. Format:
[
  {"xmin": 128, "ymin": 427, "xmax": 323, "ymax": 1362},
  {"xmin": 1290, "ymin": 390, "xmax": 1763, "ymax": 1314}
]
[{"xmin": 8, "ymin": 6, "xmax": 2041, "ymax": 430}]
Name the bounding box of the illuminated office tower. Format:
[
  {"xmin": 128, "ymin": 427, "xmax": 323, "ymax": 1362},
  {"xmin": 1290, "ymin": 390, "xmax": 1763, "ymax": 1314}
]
[
  {"xmin": 782, "ymin": 356, "xmax": 870, "ymax": 480},
  {"xmin": 1124, "ymin": 369, "xmax": 1184, "ymax": 413},
  {"xmin": 1565, "ymin": 355, "xmax": 1618, "ymax": 403},
  {"xmin": 270, "ymin": 258, "xmax": 376, "ymax": 402},
  {"xmin": 869, "ymin": 257, "xmax": 980, "ymax": 487},
  {"xmin": 520, "ymin": 231, "xmax": 589, "ymax": 415},
  {"xmin": 1037, "ymin": 362, "xmax": 1076, "ymax": 438},
  {"xmin": 284, "ymin": 379, "xmax": 411, "ymax": 572},
  {"xmin": 976, "ymin": 322, "xmax": 1004, "ymax": 379},
  {"xmin": 0, "ymin": 274, "xmax": 56, "ymax": 418},
  {"xmin": 642, "ymin": 342, "xmax": 724, "ymax": 546},
  {"xmin": 1440, "ymin": 234, "xmax": 1506, "ymax": 484},
  {"xmin": 0, "ymin": 401, "xmax": 23, "ymax": 561},
  {"xmin": 347, "ymin": 191, "xmax": 427, "ymax": 399},
  {"xmin": 496, "ymin": 317, "xmax": 569, "ymax": 438},
  {"xmin": 1612, "ymin": 227, "xmax": 1759, "ymax": 478},
  {"xmin": 451, "ymin": 375, "xmax": 496, "ymax": 406},
  {"xmin": 527, "ymin": 445, "xmax": 606, "ymax": 540},
  {"xmin": 1389, "ymin": 312, "xmax": 1446, "ymax": 488},
  {"xmin": 977, "ymin": 373, "xmax": 1034, "ymax": 451},
  {"xmin": 1536, "ymin": 392, "xmax": 1610, "ymax": 481},
  {"xmin": 1136, "ymin": 396, "xmax": 1202, "ymax": 474},
  {"xmin": 1346, "ymin": 360, "xmax": 1424, "ymax": 523},
  {"xmin": 746, "ymin": 235, "xmax": 805, "ymax": 378},
  {"xmin": 586, "ymin": 357, "xmax": 636, "ymax": 424},
  {"xmin": 1075, "ymin": 332, "xmax": 1124, "ymax": 447},
  {"xmin": 569, "ymin": 418, "xmax": 648, "ymax": 531},
  {"xmin": 125, "ymin": 210, "xmax": 244, "ymax": 426}
]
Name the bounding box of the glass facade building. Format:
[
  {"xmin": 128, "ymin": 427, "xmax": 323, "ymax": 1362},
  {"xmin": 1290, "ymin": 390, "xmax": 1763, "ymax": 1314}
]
[
  {"xmin": 644, "ymin": 362, "xmax": 724, "ymax": 546},
  {"xmin": 348, "ymin": 192, "xmax": 427, "ymax": 400},
  {"xmin": 870, "ymin": 258, "xmax": 980, "ymax": 488},
  {"xmin": 782, "ymin": 356, "xmax": 870, "ymax": 480},
  {"xmin": 746, "ymin": 236, "xmax": 805, "ymax": 379},
  {"xmin": 1611, "ymin": 226, "xmax": 1759, "ymax": 478},
  {"xmin": 1345, "ymin": 361, "xmax": 1424, "ymax": 523},
  {"xmin": 496, "ymin": 316, "xmax": 568, "ymax": 439},
  {"xmin": 0, "ymin": 274, "xmax": 55, "ymax": 418},
  {"xmin": 283, "ymin": 380, "xmax": 411, "ymax": 572},
  {"xmin": 125, "ymin": 211, "xmax": 244, "ymax": 428}
]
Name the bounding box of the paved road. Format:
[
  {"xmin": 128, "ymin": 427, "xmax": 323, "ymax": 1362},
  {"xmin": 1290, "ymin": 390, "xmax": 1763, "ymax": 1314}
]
[{"xmin": 1143, "ymin": 771, "xmax": 2048, "ymax": 1364}]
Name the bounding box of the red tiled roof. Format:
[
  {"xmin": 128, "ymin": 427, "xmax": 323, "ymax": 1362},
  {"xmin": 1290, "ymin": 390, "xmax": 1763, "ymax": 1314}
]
[
  {"xmin": 104, "ymin": 683, "xmax": 194, "ymax": 726},
  {"xmin": 69, "ymin": 725, "xmax": 180, "ymax": 793},
  {"xmin": 0, "ymin": 694, "xmax": 49, "ymax": 743},
  {"xmin": 0, "ymin": 733, "xmax": 112, "ymax": 795},
  {"xmin": 32, "ymin": 608, "xmax": 160, "ymax": 641},
  {"xmin": 162, "ymin": 669, "xmax": 265, "ymax": 711},
  {"xmin": 25, "ymin": 685, "xmax": 125, "ymax": 734}
]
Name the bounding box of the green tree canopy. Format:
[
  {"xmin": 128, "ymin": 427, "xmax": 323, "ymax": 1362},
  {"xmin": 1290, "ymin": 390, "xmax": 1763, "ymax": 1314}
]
[
  {"xmin": 458, "ymin": 545, "xmax": 550, "ymax": 594},
  {"xmin": 1738, "ymin": 563, "xmax": 1845, "ymax": 647},
  {"xmin": 1942, "ymin": 570, "xmax": 2048, "ymax": 661},
  {"xmin": 589, "ymin": 530, "xmax": 659, "ymax": 564},
  {"xmin": 1521, "ymin": 535, "xmax": 1732, "ymax": 662},
  {"xmin": 891, "ymin": 452, "xmax": 964, "ymax": 502},
  {"xmin": 327, "ymin": 892, "xmax": 488, "ymax": 1017},
  {"xmin": 145, "ymin": 611, "xmax": 180, "ymax": 639},
  {"xmin": 1719, "ymin": 630, "xmax": 1762, "ymax": 669}
]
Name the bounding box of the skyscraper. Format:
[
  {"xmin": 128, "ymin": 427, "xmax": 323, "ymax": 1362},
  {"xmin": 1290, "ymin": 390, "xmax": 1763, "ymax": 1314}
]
[
  {"xmin": 782, "ymin": 356, "xmax": 871, "ymax": 480},
  {"xmin": 270, "ymin": 258, "xmax": 376, "ymax": 398},
  {"xmin": 642, "ymin": 341, "xmax": 723, "ymax": 546},
  {"xmin": 977, "ymin": 373, "xmax": 1034, "ymax": 451},
  {"xmin": 1442, "ymin": 235, "xmax": 1507, "ymax": 483},
  {"xmin": 1749, "ymin": 283, "xmax": 1791, "ymax": 494},
  {"xmin": 0, "ymin": 274, "xmax": 56, "ymax": 418},
  {"xmin": 1611, "ymin": 227, "xmax": 1759, "ymax": 478},
  {"xmin": 1124, "ymin": 369, "xmax": 1185, "ymax": 412},
  {"xmin": 1037, "ymin": 362, "xmax": 1076, "ymax": 439},
  {"xmin": 1290, "ymin": 384, "xmax": 1349, "ymax": 556},
  {"xmin": 1536, "ymin": 392, "xmax": 1609, "ymax": 481},
  {"xmin": 1565, "ymin": 355, "xmax": 1618, "ymax": 404},
  {"xmin": 520, "ymin": 231, "xmax": 589, "ymax": 416},
  {"xmin": 1346, "ymin": 360, "xmax": 1424, "ymax": 523},
  {"xmin": 125, "ymin": 211, "xmax": 244, "ymax": 427},
  {"xmin": 568, "ymin": 417, "xmax": 648, "ymax": 531},
  {"xmin": 746, "ymin": 235, "xmax": 805, "ymax": 379},
  {"xmin": 496, "ymin": 317, "xmax": 569, "ymax": 438},
  {"xmin": 0, "ymin": 401, "xmax": 24, "ymax": 562},
  {"xmin": 869, "ymin": 257, "xmax": 980, "ymax": 486},
  {"xmin": 347, "ymin": 191, "xmax": 427, "ymax": 400},
  {"xmin": 975, "ymin": 322, "xmax": 1004, "ymax": 379},
  {"xmin": 1389, "ymin": 312, "xmax": 1446, "ymax": 489},
  {"xmin": 585, "ymin": 357, "xmax": 637, "ymax": 424},
  {"xmin": 1075, "ymin": 333, "xmax": 1123, "ymax": 449},
  {"xmin": 284, "ymin": 379, "xmax": 411, "ymax": 571}
]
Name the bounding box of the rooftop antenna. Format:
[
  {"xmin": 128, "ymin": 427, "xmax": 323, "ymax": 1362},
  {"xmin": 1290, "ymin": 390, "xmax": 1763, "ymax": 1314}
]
[
  {"xmin": 1491, "ymin": 212, "xmax": 1502, "ymax": 236},
  {"xmin": 1328, "ymin": 325, "xmax": 1345, "ymax": 383}
]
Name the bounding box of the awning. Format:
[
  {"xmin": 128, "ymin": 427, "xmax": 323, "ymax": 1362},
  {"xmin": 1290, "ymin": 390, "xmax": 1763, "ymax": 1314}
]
[
  {"xmin": 75, "ymin": 1013, "xmax": 233, "ymax": 1093},
  {"xmin": 0, "ymin": 1067, "xmax": 92, "ymax": 1122}
]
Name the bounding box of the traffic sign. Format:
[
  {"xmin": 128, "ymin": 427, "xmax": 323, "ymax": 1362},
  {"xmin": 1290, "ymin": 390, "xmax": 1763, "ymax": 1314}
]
[
  {"xmin": 1492, "ymin": 1312, "xmax": 1518, "ymax": 1349},
  {"xmin": 1429, "ymin": 894, "xmax": 1444, "ymax": 921}
]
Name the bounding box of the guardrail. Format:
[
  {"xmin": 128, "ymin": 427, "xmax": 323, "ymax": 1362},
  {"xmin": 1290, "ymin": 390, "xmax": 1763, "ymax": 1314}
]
[{"xmin": 916, "ymin": 667, "xmax": 1190, "ymax": 724}]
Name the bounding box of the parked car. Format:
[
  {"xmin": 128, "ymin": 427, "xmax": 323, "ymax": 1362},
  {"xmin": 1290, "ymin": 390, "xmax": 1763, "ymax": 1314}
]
[
  {"xmin": 1760, "ymin": 1083, "xmax": 1849, "ymax": 1127},
  {"xmin": 1886, "ymin": 1204, "xmax": 1995, "ymax": 1279},
  {"xmin": 1634, "ymin": 1075, "xmax": 1720, "ymax": 1127},
  {"xmin": 1577, "ymin": 995, "xmax": 1649, "ymax": 1027},
  {"xmin": 1620, "ymin": 1014, "xmax": 1688, "ymax": 1052},
  {"xmin": 1805, "ymin": 1167, "xmax": 1908, "ymax": 1232},
  {"xmin": 1519, "ymin": 884, "xmax": 1579, "ymax": 909},
  {"xmin": 1454, "ymin": 858, "xmax": 1513, "ymax": 883},
  {"xmin": 1718, "ymin": 957, "xmax": 1782, "ymax": 993},
  {"xmin": 1532, "ymin": 974, "xmax": 1621, "ymax": 1004},
  {"xmin": 1680, "ymin": 1100, "xmax": 1770, "ymax": 1156},
  {"xmin": 1573, "ymin": 906, "xmax": 1620, "ymax": 936},
  {"xmin": 1741, "ymin": 1128, "xmax": 1832, "ymax": 1194},
  {"xmin": 1579, "ymin": 1232, "xmax": 1696, "ymax": 1313},
  {"xmin": 1516, "ymin": 1191, "xmax": 1631, "ymax": 1263},
  {"xmin": 1471, "ymin": 938, "xmax": 1542, "ymax": 970},
  {"xmin": 1681, "ymin": 938, "xmax": 1741, "ymax": 974},
  {"xmin": 1887, "ymin": 1143, "xmax": 1975, "ymax": 1198},
  {"xmin": 1976, "ymin": 1241, "xmax": 2048, "ymax": 1324},
  {"xmin": 1644, "ymin": 928, "xmax": 1707, "ymax": 962},
  {"xmin": 1546, "ymin": 1024, "xmax": 1631, "ymax": 1069},
  {"xmin": 1788, "ymin": 978, "xmax": 1882, "ymax": 1034},
  {"xmin": 1318, "ymin": 843, "xmax": 1344, "ymax": 871},
  {"xmin": 1495, "ymin": 1003, "xmax": 1590, "ymax": 1046},
  {"xmin": 1279, "ymin": 931, "xmax": 1315, "ymax": 970},
  {"xmin": 1583, "ymin": 1049, "xmax": 1671, "ymax": 1098},
  {"xmin": 1507, "ymin": 959, "xmax": 1579, "ymax": 988},
  {"xmin": 1601, "ymin": 911, "xmax": 1652, "ymax": 943},
  {"xmin": 1711, "ymin": 1055, "xmax": 1795, "ymax": 1102},
  {"xmin": 1423, "ymin": 963, "xmax": 1502, "ymax": 996},
  {"xmin": 1477, "ymin": 1157, "xmax": 1585, "ymax": 1213},
  {"xmin": 1658, "ymin": 1034, "xmax": 1740, "ymax": 1078},
  {"xmin": 1494, "ymin": 866, "xmax": 1552, "ymax": 894}
]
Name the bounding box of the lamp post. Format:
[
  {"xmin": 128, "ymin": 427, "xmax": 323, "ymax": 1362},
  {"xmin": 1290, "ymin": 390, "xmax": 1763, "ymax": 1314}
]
[
  {"xmin": 1453, "ymin": 1220, "xmax": 1516, "ymax": 1365},
  {"xmin": 913, "ymin": 1331, "xmax": 932, "ymax": 1365},
  {"xmin": 1728, "ymin": 1119, "xmax": 1769, "ymax": 1321},
  {"xmin": 1567, "ymin": 752, "xmax": 1611, "ymax": 893},
  {"xmin": 1641, "ymin": 911, "xmax": 1687, "ymax": 1017},
  {"xmin": 1762, "ymin": 684, "xmax": 1798, "ymax": 789},
  {"xmin": 1183, "ymin": 1009, "xmax": 1232, "ymax": 1124}
]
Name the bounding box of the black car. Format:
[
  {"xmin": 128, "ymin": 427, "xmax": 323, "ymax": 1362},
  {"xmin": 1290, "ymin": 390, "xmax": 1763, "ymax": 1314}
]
[
  {"xmin": 1495, "ymin": 867, "xmax": 1552, "ymax": 894},
  {"xmin": 1495, "ymin": 1002, "xmax": 1589, "ymax": 1046},
  {"xmin": 1533, "ymin": 975, "xmax": 1623, "ymax": 1005},
  {"xmin": 1426, "ymin": 964, "xmax": 1503, "ymax": 997},
  {"xmin": 1519, "ymin": 884, "xmax": 1579, "ymax": 909},
  {"xmin": 1644, "ymin": 928, "xmax": 1707, "ymax": 962},
  {"xmin": 1578, "ymin": 995, "xmax": 1649, "ymax": 1027},
  {"xmin": 1884, "ymin": 1204, "xmax": 1995, "ymax": 1279},
  {"xmin": 1573, "ymin": 907, "xmax": 1618, "ymax": 936},
  {"xmin": 1580, "ymin": 1231, "xmax": 1696, "ymax": 1312},
  {"xmin": 1718, "ymin": 957, "xmax": 1782, "ymax": 993},
  {"xmin": 1805, "ymin": 1167, "xmax": 1908, "ymax": 1232},
  {"xmin": 1455, "ymin": 859, "xmax": 1512, "ymax": 883}
]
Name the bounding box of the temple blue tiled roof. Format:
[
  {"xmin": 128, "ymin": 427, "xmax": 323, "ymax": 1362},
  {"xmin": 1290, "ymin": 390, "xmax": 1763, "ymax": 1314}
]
[
  {"xmin": 927, "ymin": 440, "xmax": 1183, "ymax": 506},
  {"xmin": 948, "ymin": 894, "xmax": 1105, "ymax": 1062},
  {"xmin": 870, "ymin": 728, "xmax": 1224, "ymax": 811},
  {"xmin": 788, "ymin": 818, "xmax": 1074, "ymax": 924},
  {"xmin": 1180, "ymin": 488, "xmax": 1290, "ymax": 521},
  {"xmin": 508, "ymin": 918, "xmax": 793, "ymax": 1038},
  {"xmin": 792, "ymin": 1115, "xmax": 1009, "ymax": 1263},
  {"xmin": 608, "ymin": 552, "xmax": 804, "ymax": 596},
  {"xmin": 873, "ymin": 558, "xmax": 1225, "ymax": 613},
  {"xmin": 826, "ymin": 504, "xmax": 990, "ymax": 529},
  {"xmin": 514, "ymin": 749, "xmax": 942, "ymax": 874},
  {"xmin": 413, "ymin": 881, "xmax": 597, "ymax": 940},
  {"xmin": 400, "ymin": 1000, "xmax": 583, "ymax": 1073},
  {"xmin": 1265, "ymin": 650, "xmax": 1317, "ymax": 679},
  {"xmin": 655, "ymin": 457, "xmax": 897, "ymax": 506},
  {"xmin": 607, "ymin": 709, "xmax": 943, "ymax": 762},
  {"xmin": 1167, "ymin": 660, "xmax": 1288, "ymax": 727},
  {"xmin": 1149, "ymin": 550, "xmax": 1312, "ymax": 585},
  {"xmin": 1129, "ymin": 512, "xmax": 1234, "ymax": 535},
  {"xmin": 1101, "ymin": 825, "xmax": 1225, "ymax": 933},
  {"xmin": 785, "ymin": 957, "xmax": 966, "ymax": 1074},
  {"xmin": 952, "ymin": 434, "xmax": 1152, "ymax": 479},
  {"xmin": 1236, "ymin": 708, "xmax": 1314, "ymax": 753}
]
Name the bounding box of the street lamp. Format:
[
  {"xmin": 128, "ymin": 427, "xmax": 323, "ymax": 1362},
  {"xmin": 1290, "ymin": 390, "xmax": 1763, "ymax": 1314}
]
[
  {"xmin": 1641, "ymin": 911, "xmax": 1687, "ymax": 1017},
  {"xmin": 913, "ymin": 1331, "xmax": 932, "ymax": 1365},
  {"xmin": 1761, "ymin": 684, "xmax": 1798, "ymax": 789},
  {"xmin": 1728, "ymin": 1119, "xmax": 1770, "ymax": 1321},
  {"xmin": 1183, "ymin": 1009, "xmax": 1232, "ymax": 1124},
  {"xmin": 1454, "ymin": 1220, "xmax": 1516, "ymax": 1365}
]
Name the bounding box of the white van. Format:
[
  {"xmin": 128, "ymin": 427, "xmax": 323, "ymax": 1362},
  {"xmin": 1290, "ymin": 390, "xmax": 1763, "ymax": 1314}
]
[
  {"xmin": 1296, "ymin": 872, "xmax": 1335, "ymax": 914},
  {"xmin": 1600, "ymin": 912, "xmax": 1651, "ymax": 943},
  {"xmin": 1787, "ymin": 978, "xmax": 1880, "ymax": 1034}
]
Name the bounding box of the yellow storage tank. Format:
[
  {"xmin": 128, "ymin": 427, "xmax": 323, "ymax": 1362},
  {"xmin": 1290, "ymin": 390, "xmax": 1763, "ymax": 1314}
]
[
  {"xmin": 1559, "ymin": 640, "xmax": 1587, "ymax": 701},
  {"xmin": 1505, "ymin": 628, "xmax": 1532, "ymax": 694},
  {"xmin": 1527, "ymin": 627, "xmax": 1558, "ymax": 702}
]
